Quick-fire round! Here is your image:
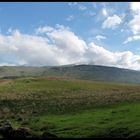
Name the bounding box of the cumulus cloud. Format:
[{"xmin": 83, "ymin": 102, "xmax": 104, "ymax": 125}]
[
  {"xmin": 123, "ymin": 2, "xmax": 140, "ymax": 44},
  {"xmin": 1, "ymin": 25, "xmax": 140, "ymax": 70},
  {"xmin": 123, "ymin": 35, "xmax": 140, "ymax": 44},
  {"xmin": 130, "ymin": 2, "xmax": 140, "ymax": 13},
  {"xmin": 129, "ymin": 14, "xmax": 140, "ymax": 35},
  {"xmin": 129, "ymin": 2, "xmax": 140, "ymax": 35},
  {"xmin": 85, "ymin": 43, "xmax": 140, "ymax": 70},
  {"xmin": 102, "ymin": 14, "xmax": 122, "ymax": 29}
]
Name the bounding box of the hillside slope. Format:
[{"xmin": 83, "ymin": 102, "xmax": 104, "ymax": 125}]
[
  {"xmin": 45, "ymin": 65, "xmax": 140, "ymax": 84},
  {"xmin": 1, "ymin": 65, "xmax": 140, "ymax": 84}
]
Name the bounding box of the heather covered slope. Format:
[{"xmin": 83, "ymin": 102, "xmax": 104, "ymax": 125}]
[{"xmin": 0, "ymin": 78, "xmax": 139, "ymax": 138}]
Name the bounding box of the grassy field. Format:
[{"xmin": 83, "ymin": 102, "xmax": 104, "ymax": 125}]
[{"xmin": 0, "ymin": 77, "xmax": 140, "ymax": 138}]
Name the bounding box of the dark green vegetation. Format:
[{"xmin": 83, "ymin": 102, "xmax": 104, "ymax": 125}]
[
  {"xmin": 1, "ymin": 64, "xmax": 140, "ymax": 83},
  {"xmin": 0, "ymin": 77, "xmax": 139, "ymax": 138}
]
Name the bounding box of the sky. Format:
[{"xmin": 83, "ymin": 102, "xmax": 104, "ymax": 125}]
[{"xmin": 0, "ymin": 2, "xmax": 140, "ymax": 70}]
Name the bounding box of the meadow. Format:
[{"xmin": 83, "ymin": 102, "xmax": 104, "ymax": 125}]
[{"xmin": 0, "ymin": 77, "xmax": 139, "ymax": 138}]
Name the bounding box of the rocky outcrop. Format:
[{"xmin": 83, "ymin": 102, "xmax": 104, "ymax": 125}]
[
  {"xmin": 0, "ymin": 121, "xmax": 32, "ymax": 138},
  {"xmin": 0, "ymin": 121, "xmax": 57, "ymax": 138}
]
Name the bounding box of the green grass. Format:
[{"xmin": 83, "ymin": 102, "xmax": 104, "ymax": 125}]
[
  {"xmin": 26, "ymin": 103, "xmax": 140, "ymax": 138},
  {"xmin": 0, "ymin": 77, "xmax": 139, "ymax": 138}
]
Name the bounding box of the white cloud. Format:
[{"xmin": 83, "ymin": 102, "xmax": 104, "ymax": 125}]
[
  {"xmin": 85, "ymin": 43, "xmax": 140, "ymax": 70},
  {"xmin": 35, "ymin": 26, "xmax": 54, "ymax": 34},
  {"xmin": 129, "ymin": 14, "xmax": 140, "ymax": 35},
  {"xmin": 66, "ymin": 15, "xmax": 74, "ymax": 21},
  {"xmin": 68, "ymin": 2, "xmax": 78, "ymax": 6},
  {"xmin": 68, "ymin": 2, "xmax": 87, "ymax": 11},
  {"xmin": 78, "ymin": 5, "xmax": 87, "ymax": 11},
  {"xmin": 102, "ymin": 14, "xmax": 122, "ymax": 29},
  {"xmin": 130, "ymin": 2, "xmax": 140, "ymax": 12},
  {"xmin": 124, "ymin": 3, "xmax": 140, "ymax": 44},
  {"xmin": 129, "ymin": 2, "xmax": 140, "ymax": 35},
  {"xmin": 86, "ymin": 42, "xmax": 140, "ymax": 70},
  {"xmin": 102, "ymin": 8, "xmax": 108, "ymax": 17},
  {"xmin": 85, "ymin": 42, "xmax": 116, "ymax": 65},
  {"xmin": 123, "ymin": 35, "xmax": 140, "ymax": 44},
  {"xmin": 55, "ymin": 24, "xmax": 70, "ymax": 30},
  {"xmin": 1, "ymin": 25, "xmax": 140, "ymax": 70},
  {"xmin": 95, "ymin": 35, "xmax": 106, "ymax": 41}
]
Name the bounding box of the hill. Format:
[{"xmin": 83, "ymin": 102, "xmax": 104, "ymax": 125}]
[{"xmin": 1, "ymin": 64, "xmax": 140, "ymax": 84}]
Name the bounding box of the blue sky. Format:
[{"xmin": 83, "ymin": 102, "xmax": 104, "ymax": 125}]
[{"xmin": 0, "ymin": 2, "xmax": 140, "ymax": 70}]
